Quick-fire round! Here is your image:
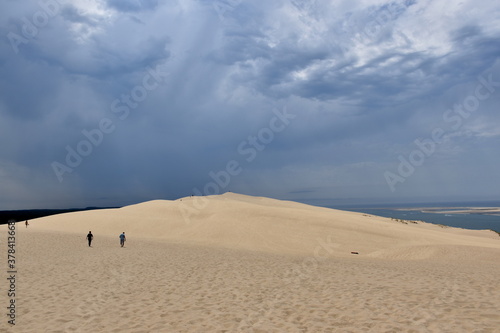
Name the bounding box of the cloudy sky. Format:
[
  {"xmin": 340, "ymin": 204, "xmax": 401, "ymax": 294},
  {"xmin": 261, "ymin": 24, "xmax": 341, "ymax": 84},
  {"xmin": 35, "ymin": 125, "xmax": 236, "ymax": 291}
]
[{"xmin": 1, "ymin": 0, "xmax": 499, "ymax": 209}]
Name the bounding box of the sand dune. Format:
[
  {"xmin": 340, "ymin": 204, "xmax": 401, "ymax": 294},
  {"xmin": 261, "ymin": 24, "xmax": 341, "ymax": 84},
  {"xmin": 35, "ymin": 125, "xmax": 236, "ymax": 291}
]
[
  {"xmin": 32, "ymin": 192, "xmax": 499, "ymax": 259},
  {"xmin": 1, "ymin": 192, "xmax": 499, "ymax": 332}
]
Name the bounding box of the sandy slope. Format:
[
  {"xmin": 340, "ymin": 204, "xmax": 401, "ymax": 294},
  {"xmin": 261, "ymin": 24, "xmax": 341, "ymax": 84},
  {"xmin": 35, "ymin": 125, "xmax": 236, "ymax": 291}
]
[
  {"xmin": 1, "ymin": 192, "xmax": 499, "ymax": 332},
  {"xmin": 30, "ymin": 192, "xmax": 500, "ymax": 259}
]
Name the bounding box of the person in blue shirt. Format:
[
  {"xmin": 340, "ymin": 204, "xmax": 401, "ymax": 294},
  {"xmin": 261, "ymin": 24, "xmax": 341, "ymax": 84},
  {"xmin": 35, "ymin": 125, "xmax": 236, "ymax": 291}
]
[{"xmin": 119, "ymin": 232, "xmax": 126, "ymax": 247}]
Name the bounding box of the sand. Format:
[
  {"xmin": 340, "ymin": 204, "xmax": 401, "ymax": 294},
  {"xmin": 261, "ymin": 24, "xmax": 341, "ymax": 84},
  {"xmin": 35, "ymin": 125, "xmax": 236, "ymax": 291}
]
[
  {"xmin": 401, "ymin": 207, "xmax": 500, "ymax": 215},
  {"xmin": 1, "ymin": 192, "xmax": 499, "ymax": 332}
]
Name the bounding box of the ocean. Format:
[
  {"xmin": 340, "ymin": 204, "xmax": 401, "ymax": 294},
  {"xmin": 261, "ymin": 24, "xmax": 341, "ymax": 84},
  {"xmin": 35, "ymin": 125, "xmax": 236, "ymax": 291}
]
[{"xmin": 330, "ymin": 201, "xmax": 500, "ymax": 232}]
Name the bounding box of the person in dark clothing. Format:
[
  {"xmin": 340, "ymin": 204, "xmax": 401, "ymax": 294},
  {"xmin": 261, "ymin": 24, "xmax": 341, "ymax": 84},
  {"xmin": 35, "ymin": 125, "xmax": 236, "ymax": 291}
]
[
  {"xmin": 119, "ymin": 232, "xmax": 126, "ymax": 247},
  {"xmin": 87, "ymin": 231, "xmax": 93, "ymax": 247}
]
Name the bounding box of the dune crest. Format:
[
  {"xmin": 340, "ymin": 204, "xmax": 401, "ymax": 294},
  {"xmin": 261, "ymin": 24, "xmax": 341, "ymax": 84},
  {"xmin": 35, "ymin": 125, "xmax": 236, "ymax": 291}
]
[{"xmin": 33, "ymin": 192, "xmax": 500, "ymax": 259}]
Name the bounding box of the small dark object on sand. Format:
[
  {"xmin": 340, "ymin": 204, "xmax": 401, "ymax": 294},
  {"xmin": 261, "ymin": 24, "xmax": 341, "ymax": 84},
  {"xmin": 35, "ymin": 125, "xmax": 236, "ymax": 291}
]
[{"xmin": 351, "ymin": 252, "xmax": 359, "ymax": 255}]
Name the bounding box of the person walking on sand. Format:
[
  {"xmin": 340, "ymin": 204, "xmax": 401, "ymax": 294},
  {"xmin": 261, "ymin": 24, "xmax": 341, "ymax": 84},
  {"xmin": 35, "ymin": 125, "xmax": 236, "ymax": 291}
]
[
  {"xmin": 119, "ymin": 232, "xmax": 126, "ymax": 247},
  {"xmin": 87, "ymin": 231, "xmax": 93, "ymax": 247},
  {"xmin": 25, "ymin": 220, "xmax": 29, "ymax": 228}
]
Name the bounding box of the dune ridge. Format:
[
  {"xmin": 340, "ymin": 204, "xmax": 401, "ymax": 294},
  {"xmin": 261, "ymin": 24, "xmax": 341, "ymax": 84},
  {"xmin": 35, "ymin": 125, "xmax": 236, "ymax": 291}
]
[{"xmin": 33, "ymin": 192, "xmax": 499, "ymax": 260}]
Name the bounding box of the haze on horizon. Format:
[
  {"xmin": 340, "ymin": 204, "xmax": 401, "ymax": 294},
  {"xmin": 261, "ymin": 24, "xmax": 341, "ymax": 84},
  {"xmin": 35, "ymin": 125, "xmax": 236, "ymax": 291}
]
[{"xmin": 1, "ymin": 0, "xmax": 499, "ymax": 210}]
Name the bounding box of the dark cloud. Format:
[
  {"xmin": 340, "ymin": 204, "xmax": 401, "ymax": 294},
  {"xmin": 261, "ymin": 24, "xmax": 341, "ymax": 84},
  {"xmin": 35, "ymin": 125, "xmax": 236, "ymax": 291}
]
[
  {"xmin": 60, "ymin": 5, "xmax": 97, "ymax": 25},
  {"xmin": 0, "ymin": 0, "xmax": 499, "ymax": 209},
  {"xmin": 106, "ymin": 0, "xmax": 160, "ymax": 13}
]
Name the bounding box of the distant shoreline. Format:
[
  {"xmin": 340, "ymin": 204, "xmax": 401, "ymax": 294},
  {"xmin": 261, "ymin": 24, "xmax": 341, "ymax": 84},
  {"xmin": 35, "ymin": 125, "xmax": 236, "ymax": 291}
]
[
  {"xmin": 392, "ymin": 207, "xmax": 500, "ymax": 216},
  {"xmin": 340, "ymin": 205, "xmax": 500, "ymax": 231}
]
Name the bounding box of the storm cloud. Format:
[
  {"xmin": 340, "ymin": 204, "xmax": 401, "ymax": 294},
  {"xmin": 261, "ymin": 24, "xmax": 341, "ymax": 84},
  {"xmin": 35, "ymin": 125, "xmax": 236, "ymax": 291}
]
[{"xmin": 1, "ymin": 0, "xmax": 499, "ymax": 209}]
